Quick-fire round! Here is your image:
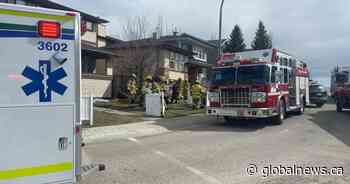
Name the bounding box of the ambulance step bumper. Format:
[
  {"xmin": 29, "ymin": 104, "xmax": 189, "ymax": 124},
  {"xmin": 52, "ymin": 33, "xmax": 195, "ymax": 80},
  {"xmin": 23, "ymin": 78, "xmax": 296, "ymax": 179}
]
[{"xmin": 81, "ymin": 164, "xmax": 106, "ymax": 177}]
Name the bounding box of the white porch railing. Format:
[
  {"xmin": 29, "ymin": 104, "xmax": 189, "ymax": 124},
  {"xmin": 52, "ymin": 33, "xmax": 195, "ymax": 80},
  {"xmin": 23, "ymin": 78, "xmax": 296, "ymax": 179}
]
[{"xmin": 81, "ymin": 96, "xmax": 94, "ymax": 126}]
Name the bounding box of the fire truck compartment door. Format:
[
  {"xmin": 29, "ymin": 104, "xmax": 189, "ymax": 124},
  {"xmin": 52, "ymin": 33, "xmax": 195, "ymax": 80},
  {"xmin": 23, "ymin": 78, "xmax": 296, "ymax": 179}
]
[{"xmin": 0, "ymin": 105, "xmax": 75, "ymax": 184}]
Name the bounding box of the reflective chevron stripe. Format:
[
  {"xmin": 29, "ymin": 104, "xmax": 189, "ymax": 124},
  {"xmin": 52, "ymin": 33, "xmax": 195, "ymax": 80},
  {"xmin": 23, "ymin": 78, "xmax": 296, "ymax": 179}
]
[
  {"xmin": 0, "ymin": 8, "xmax": 74, "ymax": 21},
  {"xmin": 0, "ymin": 162, "xmax": 73, "ymax": 181}
]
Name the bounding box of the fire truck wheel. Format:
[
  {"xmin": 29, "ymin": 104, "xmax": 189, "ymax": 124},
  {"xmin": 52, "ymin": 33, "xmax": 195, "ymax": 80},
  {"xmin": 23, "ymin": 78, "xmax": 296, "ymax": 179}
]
[{"xmin": 273, "ymin": 100, "xmax": 285, "ymax": 125}]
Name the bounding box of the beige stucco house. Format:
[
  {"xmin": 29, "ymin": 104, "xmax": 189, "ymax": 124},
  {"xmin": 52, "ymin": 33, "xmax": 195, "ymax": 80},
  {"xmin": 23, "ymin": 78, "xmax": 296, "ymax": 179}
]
[
  {"xmin": 109, "ymin": 38, "xmax": 193, "ymax": 97},
  {"xmin": 108, "ymin": 32, "xmax": 217, "ymax": 97}
]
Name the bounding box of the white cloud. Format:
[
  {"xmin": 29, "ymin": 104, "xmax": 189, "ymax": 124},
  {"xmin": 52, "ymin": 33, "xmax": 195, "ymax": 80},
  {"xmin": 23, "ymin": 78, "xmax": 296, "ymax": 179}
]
[{"xmin": 55, "ymin": 0, "xmax": 350, "ymax": 86}]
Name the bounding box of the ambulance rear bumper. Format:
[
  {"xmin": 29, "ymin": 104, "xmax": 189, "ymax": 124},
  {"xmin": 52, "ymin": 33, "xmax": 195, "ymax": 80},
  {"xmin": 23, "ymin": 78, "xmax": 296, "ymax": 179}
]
[{"xmin": 207, "ymin": 107, "xmax": 278, "ymax": 118}]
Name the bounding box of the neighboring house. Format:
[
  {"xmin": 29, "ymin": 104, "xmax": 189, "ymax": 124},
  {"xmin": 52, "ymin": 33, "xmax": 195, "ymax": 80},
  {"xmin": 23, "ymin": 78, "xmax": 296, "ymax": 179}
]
[
  {"xmin": 105, "ymin": 36, "xmax": 124, "ymax": 47},
  {"xmin": 159, "ymin": 33, "xmax": 218, "ymax": 83},
  {"xmin": 109, "ymin": 32, "xmax": 218, "ymax": 97},
  {"xmin": 1, "ymin": 0, "xmax": 120, "ymax": 98},
  {"xmin": 109, "ymin": 37, "xmax": 193, "ymax": 97}
]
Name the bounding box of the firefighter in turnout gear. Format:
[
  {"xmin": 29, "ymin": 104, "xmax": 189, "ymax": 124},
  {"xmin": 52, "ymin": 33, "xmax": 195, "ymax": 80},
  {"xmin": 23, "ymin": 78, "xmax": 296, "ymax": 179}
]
[
  {"xmin": 159, "ymin": 76, "xmax": 167, "ymax": 93},
  {"xmin": 191, "ymin": 80, "xmax": 203, "ymax": 109},
  {"xmin": 152, "ymin": 81, "xmax": 161, "ymax": 94},
  {"xmin": 172, "ymin": 78, "xmax": 183, "ymax": 103},
  {"xmin": 143, "ymin": 75, "xmax": 153, "ymax": 95},
  {"xmin": 127, "ymin": 73, "xmax": 137, "ymax": 104},
  {"xmin": 141, "ymin": 75, "xmax": 153, "ymax": 107},
  {"xmin": 152, "ymin": 76, "xmax": 167, "ymax": 94}
]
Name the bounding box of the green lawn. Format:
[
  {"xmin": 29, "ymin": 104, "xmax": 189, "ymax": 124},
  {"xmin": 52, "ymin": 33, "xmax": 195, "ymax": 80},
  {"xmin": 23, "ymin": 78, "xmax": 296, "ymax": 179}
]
[
  {"xmin": 85, "ymin": 100, "xmax": 205, "ymax": 128},
  {"xmin": 164, "ymin": 104, "xmax": 205, "ymax": 119}
]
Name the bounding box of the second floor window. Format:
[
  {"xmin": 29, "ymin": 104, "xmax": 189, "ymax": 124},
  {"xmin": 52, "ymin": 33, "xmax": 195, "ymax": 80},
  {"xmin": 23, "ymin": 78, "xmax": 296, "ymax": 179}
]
[
  {"xmin": 193, "ymin": 47, "xmax": 207, "ymax": 62},
  {"xmin": 169, "ymin": 61, "xmax": 175, "ymax": 69},
  {"xmin": 86, "ymin": 21, "xmax": 96, "ymax": 32},
  {"xmin": 168, "ymin": 51, "xmax": 185, "ymax": 72},
  {"xmin": 169, "ymin": 52, "xmax": 175, "ymax": 60}
]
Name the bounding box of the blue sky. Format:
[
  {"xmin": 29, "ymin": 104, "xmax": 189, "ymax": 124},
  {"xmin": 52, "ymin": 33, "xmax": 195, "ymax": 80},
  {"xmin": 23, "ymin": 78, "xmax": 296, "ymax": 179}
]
[{"xmin": 55, "ymin": 0, "xmax": 350, "ymax": 86}]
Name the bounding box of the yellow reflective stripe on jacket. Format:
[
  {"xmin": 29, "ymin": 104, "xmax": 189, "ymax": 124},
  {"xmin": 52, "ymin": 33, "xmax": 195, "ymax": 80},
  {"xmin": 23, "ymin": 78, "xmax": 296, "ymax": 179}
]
[
  {"xmin": 0, "ymin": 162, "xmax": 73, "ymax": 181},
  {"xmin": 0, "ymin": 9, "xmax": 74, "ymax": 21}
]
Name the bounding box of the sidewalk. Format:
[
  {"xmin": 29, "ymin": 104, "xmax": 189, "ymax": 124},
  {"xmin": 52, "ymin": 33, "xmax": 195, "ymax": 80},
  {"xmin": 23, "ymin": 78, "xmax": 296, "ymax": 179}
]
[
  {"xmin": 82, "ymin": 112, "xmax": 209, "ymax": 144},
  {"xmin": 83, "ymin": 119, "xmax": 170, "ymax": 144},
  {"xmin": 87, "ymin": 107, "xmax": 159, "ymax": 128}
]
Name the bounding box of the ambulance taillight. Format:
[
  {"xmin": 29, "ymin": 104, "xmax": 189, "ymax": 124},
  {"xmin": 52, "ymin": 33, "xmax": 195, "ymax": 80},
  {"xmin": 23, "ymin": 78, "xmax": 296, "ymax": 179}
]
[{"xmin": 38, "ymin": 21, "xmax": 61, "ymax": 38}]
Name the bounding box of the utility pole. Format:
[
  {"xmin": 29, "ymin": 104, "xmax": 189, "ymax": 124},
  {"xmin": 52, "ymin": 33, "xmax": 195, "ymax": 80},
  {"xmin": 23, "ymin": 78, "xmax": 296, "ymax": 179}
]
[{"xmin": 218, "ymin": 0, "xmax": 225, "ymax": 57}]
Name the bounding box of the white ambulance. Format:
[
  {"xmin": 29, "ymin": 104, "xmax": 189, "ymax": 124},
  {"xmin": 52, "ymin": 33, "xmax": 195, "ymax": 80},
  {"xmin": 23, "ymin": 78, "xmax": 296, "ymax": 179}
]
[{"xmin": 0, "ymin": 3, "xmax": 87, "ymax": 184}]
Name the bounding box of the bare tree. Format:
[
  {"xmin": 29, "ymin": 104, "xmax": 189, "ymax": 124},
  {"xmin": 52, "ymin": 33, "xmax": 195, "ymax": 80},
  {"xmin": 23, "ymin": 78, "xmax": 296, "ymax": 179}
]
[
  {"xmin": 155, "ymin": 15, "xmax": 175, "ymax": 37},
  {"xmin": 122, "ymin": 16, "xmax": 150, "ymax": 41},
  {"xmin": 114, "ymin": 16, "xmax": 161, "ymax": 100},
  {"xmin": 156, "ymin": 15, "xmax": 164, "ymax": 37}
]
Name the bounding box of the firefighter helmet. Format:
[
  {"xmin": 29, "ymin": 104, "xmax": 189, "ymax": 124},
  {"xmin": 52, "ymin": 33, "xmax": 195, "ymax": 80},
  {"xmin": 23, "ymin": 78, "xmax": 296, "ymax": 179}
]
[{"xmin": 145, "ymin": 75, "xmax": 152, "ymax": 81}]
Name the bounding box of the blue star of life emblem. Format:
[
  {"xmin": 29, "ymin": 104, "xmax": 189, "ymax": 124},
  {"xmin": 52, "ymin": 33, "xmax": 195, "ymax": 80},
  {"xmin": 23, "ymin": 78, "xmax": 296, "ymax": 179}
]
[{"xmin": 21, "ymin": 60, "xmax": 68, "ymax": 102}]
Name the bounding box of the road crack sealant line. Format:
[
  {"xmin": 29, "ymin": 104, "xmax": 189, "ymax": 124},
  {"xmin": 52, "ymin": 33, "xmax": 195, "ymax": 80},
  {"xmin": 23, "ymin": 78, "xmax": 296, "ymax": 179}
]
[{"xmin": 127, "ymin": 137, "xmax": 222, "ymax": 184}]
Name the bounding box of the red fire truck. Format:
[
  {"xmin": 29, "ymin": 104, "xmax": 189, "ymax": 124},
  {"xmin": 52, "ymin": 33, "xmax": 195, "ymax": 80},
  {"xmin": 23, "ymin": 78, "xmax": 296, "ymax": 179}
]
[
  {"xmin": 207, "ymin": 48, "xmax": 310, "ymax": 124},
  {"xmin": 331, "ymin": 66, "xmax": 350, "ymax": 112}
]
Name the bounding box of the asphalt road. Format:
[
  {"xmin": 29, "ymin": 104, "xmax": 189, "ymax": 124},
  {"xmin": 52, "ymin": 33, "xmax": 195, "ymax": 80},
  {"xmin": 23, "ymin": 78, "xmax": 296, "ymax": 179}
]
[{"xmin": 80, "ymin": 104, "xmax": 350, "ymax": 184}]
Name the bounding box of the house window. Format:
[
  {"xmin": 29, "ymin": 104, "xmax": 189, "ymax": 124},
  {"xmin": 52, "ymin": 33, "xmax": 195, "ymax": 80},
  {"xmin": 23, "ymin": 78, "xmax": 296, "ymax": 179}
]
[
  {"xmin": 179, "ymin": 61, "xmax": 185, "ymax": 72},
  {"xmin": 86, "ymin": 21, "xmax": 95, "ymax": 32},
  {"xmin": 169, "ymin": 61, "xmax": 175, "ymax": 69},
  {"xmin": 183, "ymin": 56, "xmax": 188, "ymax": 63},
  {"xmin": 193, "ymin": 46, "xmax": 207, "ymax": 62},
  {"xmin": 182, "ymin": 44, "xmax": 189, "ymax": 50},
  {"xmin": 169, "ymin": 51, "xmax": 175, "ymax": 60},
  {"xmin": 82, "ymin": 55, "xmax": 96, "ymax": 74}
]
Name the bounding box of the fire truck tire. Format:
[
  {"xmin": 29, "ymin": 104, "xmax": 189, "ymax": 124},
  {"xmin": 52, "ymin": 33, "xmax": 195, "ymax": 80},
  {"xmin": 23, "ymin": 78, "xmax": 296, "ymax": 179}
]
[{"xmin": 273, "ymin": 100, "xmax": 285, "ymax": 125}]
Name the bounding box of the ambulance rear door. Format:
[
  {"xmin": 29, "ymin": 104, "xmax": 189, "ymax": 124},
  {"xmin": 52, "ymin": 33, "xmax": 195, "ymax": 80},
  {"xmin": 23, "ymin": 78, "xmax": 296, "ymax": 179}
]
[{"xmin": 0, "ymin": 4, "xmax": 80, "ymax": 184}]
